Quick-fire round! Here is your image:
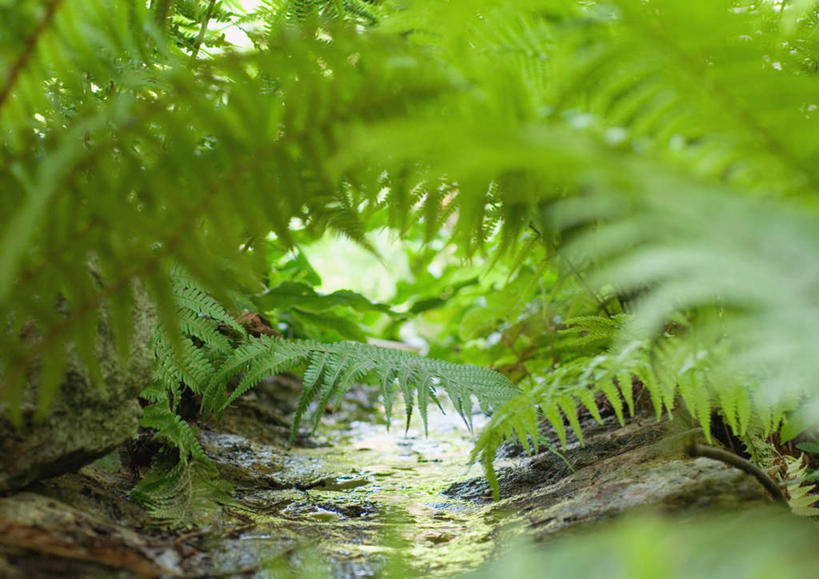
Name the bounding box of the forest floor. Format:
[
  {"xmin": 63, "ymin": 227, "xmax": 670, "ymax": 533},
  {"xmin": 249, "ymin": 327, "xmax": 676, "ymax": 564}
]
[{"xmin": 0, "ymin": 375, "xmax": 775, "ymax": 578}]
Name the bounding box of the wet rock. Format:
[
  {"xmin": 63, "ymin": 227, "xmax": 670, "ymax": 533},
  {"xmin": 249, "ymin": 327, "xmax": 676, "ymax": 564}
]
[
  {"xmin": 200, "ymin": 430, "xmax": 329, "ymax": 489},
  {"xmin": 0, "ymin": 491, "xmax": 181, "ymax": 577},
  {"xmin": 445, "ymin": 413, "xmax": 657, "ymax": 503},
  {"xmin": 447, "ymin": 415, "xmax": 774, "ymax": 540},
  {"xmin": 0, "ymin": 283, "xmax": 155, "ymax": 492}
]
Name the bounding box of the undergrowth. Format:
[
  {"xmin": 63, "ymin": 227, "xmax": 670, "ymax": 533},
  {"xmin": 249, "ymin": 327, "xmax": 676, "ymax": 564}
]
[{"xmin": 3, "ymin": 0, "xmax": 819, "ymax": 523}]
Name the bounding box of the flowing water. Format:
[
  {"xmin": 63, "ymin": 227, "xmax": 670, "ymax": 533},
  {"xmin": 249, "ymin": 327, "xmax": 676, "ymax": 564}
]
[{"xmin": 200, "ymin": 404, "xmax": 507, "ymax": 577}]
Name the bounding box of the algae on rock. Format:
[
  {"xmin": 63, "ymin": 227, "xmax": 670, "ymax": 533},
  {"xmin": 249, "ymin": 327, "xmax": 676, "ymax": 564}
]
[{"xmin": 0, "ymin": 282, "xmax": 156, "ymax": 492}]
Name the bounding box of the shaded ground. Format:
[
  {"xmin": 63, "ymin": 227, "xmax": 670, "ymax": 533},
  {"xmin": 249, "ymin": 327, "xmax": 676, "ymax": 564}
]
[{"xmin": 0, "ymin": 375, "xmax": 776, "ymax": 577}]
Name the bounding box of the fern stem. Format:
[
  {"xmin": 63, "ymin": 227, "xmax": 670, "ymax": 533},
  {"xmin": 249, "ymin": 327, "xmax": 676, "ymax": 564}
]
[
  {"xmin": 152, "ymin": 0, "xmax": 173, "ymax": 31},
  {"xmin": 685, "ymin": 443, "xmax": 788, "ymax": 507},
  {"xmin": 0, "ymin": 0, "xmax": 65, "ymax": 111},
  {"xmin": 528, "ymin": 222, "xmax": 617, "ymax": 317},
  {"xmin": 190, "ymin": 0, "xmax": 218, "ymax": 62}
]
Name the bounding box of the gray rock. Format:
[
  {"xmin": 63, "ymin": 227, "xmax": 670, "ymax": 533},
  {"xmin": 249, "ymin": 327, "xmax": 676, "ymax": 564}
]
[
  {"xmin": 0, "ymin": 282, "xmax": 155, "ymax": 492},
  {"xmin": 0, "ymin": 491, "xmax": 181, "ymax": 576},
  {"xmin": 447, "ymin": 416, "xmax": 775, "ymax": 540}
]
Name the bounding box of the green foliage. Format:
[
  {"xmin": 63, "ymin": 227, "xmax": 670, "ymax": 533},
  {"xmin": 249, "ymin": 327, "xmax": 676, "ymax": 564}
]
[
  {"xmin": 0, "ymin": 0, "xmax": 451, "ymax": 420},
  {"xmin": 132, "ymin": 268, "xmax": 242, "ymax": 521},
  {"xmin": 780, "ymin": 454, "xmax": 819, "ymax": 517},
  {"xmin": 147, "ymin": 269, "xmax": 517, "ymax": 441},
  {"xmin": 130, "ymin": 454, "xmax": 232, "ymax": 525},
  {"xmin": 136, "ymin": 269, "xmax": 517, "ymax": 520},
  {"xmin": 471, "ymin": 332, "xmax": 778, "ymax": 499},
  {"xmin": 254, "ymin": 282, "xmax": 395, "ymax": 317},
  {"xmin": 252, "ymin": 274, "xmax": 399, "ymax": 341},
  {"xmin": 4, "ymin": 0, "xmax": 819, "ymax": 535}
]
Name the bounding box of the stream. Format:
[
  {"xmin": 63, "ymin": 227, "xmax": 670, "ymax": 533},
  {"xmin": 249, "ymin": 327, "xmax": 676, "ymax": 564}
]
[
  {"xmin": 0, "ymin": 377, "xmax": 773, "ymax": 578},
  {"xmin": 0, "ymin": 375, "xmax": 770, "ymax": 579},
  {"xmin": 200, "ymin": 395, "xmax": 506, "ymax": 577}
]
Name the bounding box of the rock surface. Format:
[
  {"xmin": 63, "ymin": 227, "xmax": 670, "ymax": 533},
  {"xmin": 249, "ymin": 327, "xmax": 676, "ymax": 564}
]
[
  {"xmin": 0, "ymin": 283, "xmax": 155, "ymax": 492},
  {"xmin": 445, "ymin": 415, "xmax": 773, "ymax": 540},
  {"xmin": 0, "ymin": 491, "xmax": 180, "ymax": 578}
]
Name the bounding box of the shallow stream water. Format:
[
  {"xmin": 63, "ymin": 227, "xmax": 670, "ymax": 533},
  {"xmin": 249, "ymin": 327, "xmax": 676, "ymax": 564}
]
[{"xmin": 201, "ymin": 405, "xmax": 506, "ymax": 577}]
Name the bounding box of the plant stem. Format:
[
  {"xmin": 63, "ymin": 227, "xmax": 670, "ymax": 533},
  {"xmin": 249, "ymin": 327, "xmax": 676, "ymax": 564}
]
[
  {"xmin": 152, "ymin": 0, "xmax": 172, "ymax": 31},
  {"xmin": 190, "ymin": 0, "xmax": 218, "ymax": 62},
  {"xmin": 685, "ymin": 442, "xmax": 788, "ymax": 507},
  {"xmin": 562, "ymin": 256, "xmax": 613, "ymax": 318}
]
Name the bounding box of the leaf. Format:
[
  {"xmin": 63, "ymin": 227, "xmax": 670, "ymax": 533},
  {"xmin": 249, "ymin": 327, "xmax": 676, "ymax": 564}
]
[
  {"xmin": 598, "ymin": 380, "xmax": 624, "ymax": 426},
  {"xmin": 543, "ymin": 400, "xmax": 567, "ymax": 449},
  {"xmin": 459, "ymin": 307, "xmax": 500, "ymax": 341},
  {"xmin": 253, "ymin": 281, "xmax": 395, "ymax": 315}
]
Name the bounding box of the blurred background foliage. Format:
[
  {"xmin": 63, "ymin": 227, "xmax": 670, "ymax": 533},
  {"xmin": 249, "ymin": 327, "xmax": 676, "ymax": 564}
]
[{"xmin": 468, "ymin": 510, "xmax": 819, "ymax": 579}]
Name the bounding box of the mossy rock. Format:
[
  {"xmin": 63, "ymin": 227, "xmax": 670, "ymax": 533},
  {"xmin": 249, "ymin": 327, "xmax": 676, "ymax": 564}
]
[{"xmin": 0, "ymin": 282, "xmax": 155, "ymax": 492}]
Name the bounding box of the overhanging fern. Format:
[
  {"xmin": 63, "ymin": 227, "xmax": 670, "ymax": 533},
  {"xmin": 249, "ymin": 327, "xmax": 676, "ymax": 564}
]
[
  {"xmin": 203, "ymin": 335, "xmax": 519, "ymax": 436},
  {"xmin": 472, "ymin": 329, "xmax": 788, "ymax": 499}
]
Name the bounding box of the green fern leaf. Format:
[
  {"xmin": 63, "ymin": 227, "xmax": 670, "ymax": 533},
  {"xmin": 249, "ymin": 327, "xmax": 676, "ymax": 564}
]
[
  {"xmin": 205, "ymin": 335, "xmax": 518, "ymax": 438},
  {"xmin": 140, "ymin": 402, "xmax": 207, "ymax": 462},
  {"xmin": 378, "ymin": 366, "xmax": 397, "ymax": 426},
  {"xmin": 577, "ymin": 389, "xmax": 603, "ymax": 424},
  {"xmin": 543, "ymin": 400, "xmax": 568, "ymax": 449},
  {"xmin": 617, "ymin": 373, "xmax": 635, "ymax": 418},
  {"xmin": 220, "ymin": 340, "xmax": 312, "ymax": 410},
  {"xmin": 557, "ymin": 395, "xmax": 584, "ymax": 445},
  {"xmin": 152, "ymin": 333, "xmax": 216, "ymax": 397},
  {"xmin": 171, "ymin": 277, "xmax": 245, "ymax": 335},
  {"xmin": 291, "ymin": 350, "xmax": 332, "ymax": 441},
  {"xmin": 130, "ymin": 458, "xmax": 232, "ymax": 527},
  {"xmin": 736, "ymin": 387, "xmax": 752, "ymax": 436},
  {"xmin": 598, "ymin": 380, "xmax": 624, "ymax": 426}
]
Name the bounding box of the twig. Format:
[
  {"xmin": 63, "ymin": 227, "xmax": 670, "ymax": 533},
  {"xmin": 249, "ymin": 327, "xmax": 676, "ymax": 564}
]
[
  {"xmin": 0, "ymin": 0, "xmax": 65, "ymax": 110},
  {"xmin": 685, "ymin": 442, "xmax": 788, "ymax": 507}
]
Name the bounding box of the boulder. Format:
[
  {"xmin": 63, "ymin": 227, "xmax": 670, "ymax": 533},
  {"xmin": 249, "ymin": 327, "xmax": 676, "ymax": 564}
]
[{"xmin": 0, "ymin": 284, "xmax": 155, "ymax": 492}]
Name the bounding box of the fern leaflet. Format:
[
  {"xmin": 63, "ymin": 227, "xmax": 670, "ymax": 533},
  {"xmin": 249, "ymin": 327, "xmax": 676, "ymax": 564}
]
[{"xmin": 203, "ymin": 335, "xmax": 520, "ymax": 439}]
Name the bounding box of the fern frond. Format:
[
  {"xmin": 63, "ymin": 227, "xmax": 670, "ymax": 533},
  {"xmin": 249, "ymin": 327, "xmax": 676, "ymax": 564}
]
[
  {"xmin": 130, "ymin": 456, "xmax": 231, "ymax": 526},
  {"xmin": 204, "ymin": 337, "xmax": 314, "ymax": 412},
  {"xmin": 206, "ymin": 335, "xmax": 519, "ymax": 437},
  {"xmin": 470, "ymin": 337, "xmax": 686, "ymax": 498},
  {"xmin": 5, "ymin": 0, "xmax": 819, "ymax": 517},
  {"xmin": 139, "ymin": 401, "xmax": 207, "ymax": 462},
  {"xmin": 574, "ymin": 186, "xmax": 817, "ymax": 424},
  {"xmin": 152, "ymin": 333, "xmax": 216, "ymax": 397},
  {"xmin": 175, "ymin": 308, "xmax": 232, "ymax": 354},
  {"xmin": 0, "ymin": 1, "xmax": 453, "ymax": 417},
  {"xmin": 171, "ymin": 269, "xmax": 246, "ymax": 336},
  {"xmin": 558, "ymin": 314, "xmax": 627, "ymax": 350},
  {"xmin": 781, "ymin": 455, "xmax": 819, "ymax": 517}
]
